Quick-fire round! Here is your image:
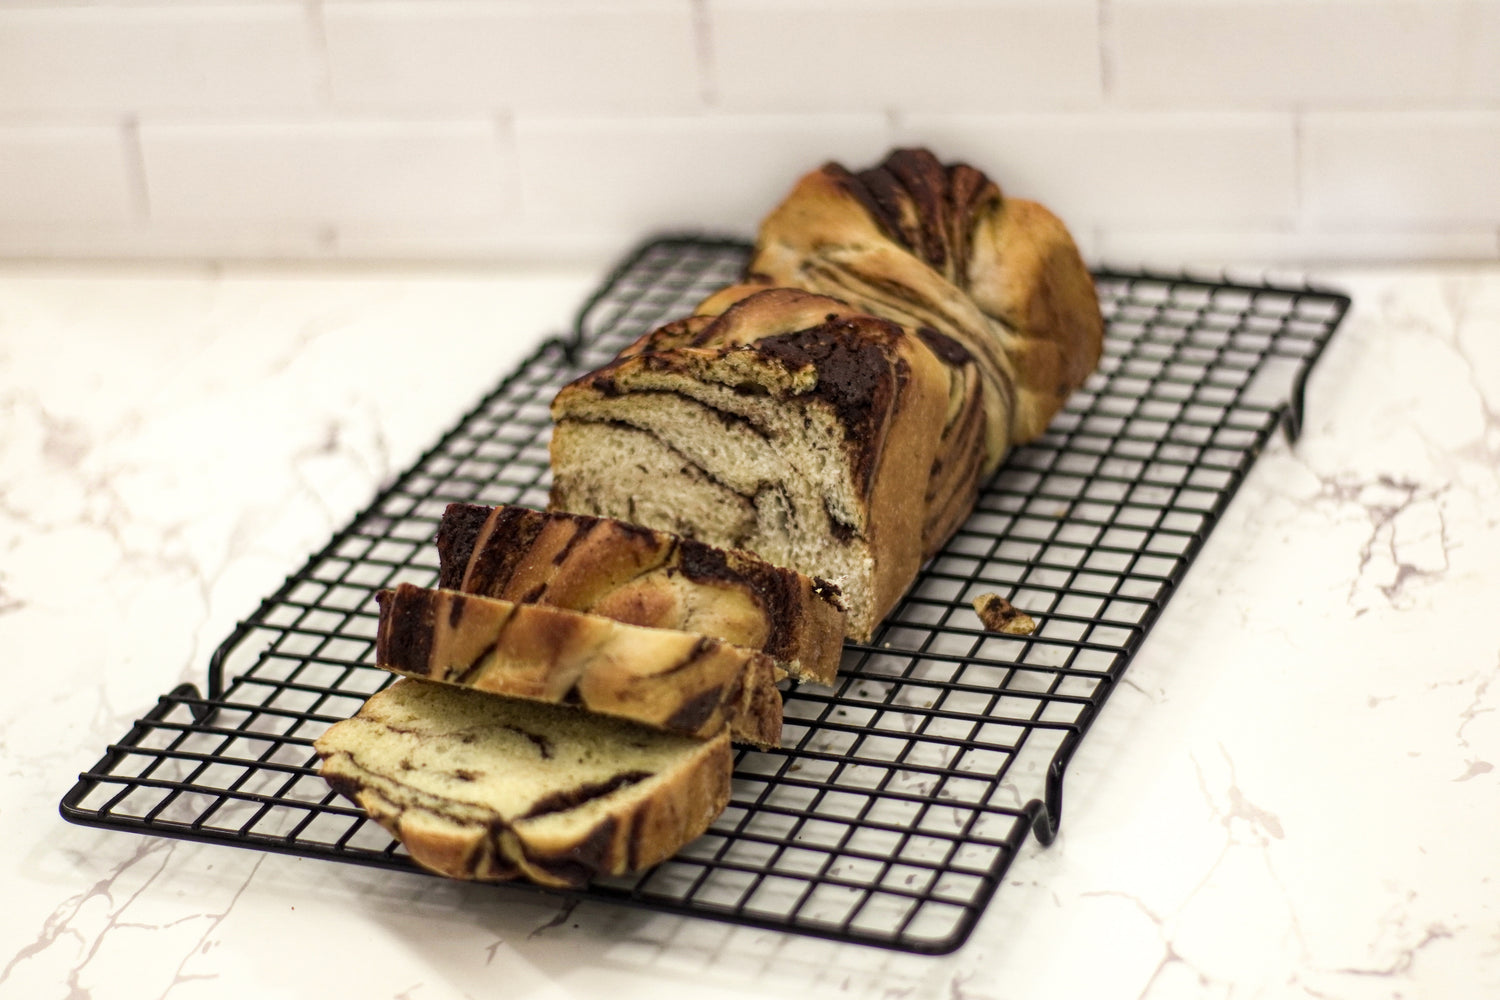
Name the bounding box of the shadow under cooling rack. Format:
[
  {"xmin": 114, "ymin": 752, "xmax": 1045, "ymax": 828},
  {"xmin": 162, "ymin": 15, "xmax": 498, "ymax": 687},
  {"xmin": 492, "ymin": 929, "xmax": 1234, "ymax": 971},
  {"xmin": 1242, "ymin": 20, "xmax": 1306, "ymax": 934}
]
[{"xmin": 60, "ymin": 237, "xmax": 1350, "ymax": 955}]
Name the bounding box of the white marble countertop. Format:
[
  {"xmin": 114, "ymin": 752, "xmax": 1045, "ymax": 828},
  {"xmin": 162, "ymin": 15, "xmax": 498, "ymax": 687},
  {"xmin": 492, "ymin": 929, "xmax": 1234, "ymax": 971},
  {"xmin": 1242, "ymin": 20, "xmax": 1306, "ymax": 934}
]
[{"xmin": 1, "ymin": 256, "xmax": 1497, "ymax": 1000}]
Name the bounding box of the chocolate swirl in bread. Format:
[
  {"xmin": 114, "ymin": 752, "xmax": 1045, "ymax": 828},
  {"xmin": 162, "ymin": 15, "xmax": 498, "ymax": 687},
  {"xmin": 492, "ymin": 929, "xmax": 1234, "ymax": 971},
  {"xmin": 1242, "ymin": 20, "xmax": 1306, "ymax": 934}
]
[
  {"xmin": 435, "ymin": 503, "xmax": 845, "ymax": 684},
  {"xmin": 375, "ymin": 582, "xmax": 782, "ymax": 747},
  {"xmin": 314, "ymin": 680, "xmax": 731, "ymax": 888},
  {"xmin": 750, "ymin": 148, "xmax": 1104, "ymax": 453},
  {"xmin": 550, "ymin": 287, "xmax": 957, "ymax": 641}
]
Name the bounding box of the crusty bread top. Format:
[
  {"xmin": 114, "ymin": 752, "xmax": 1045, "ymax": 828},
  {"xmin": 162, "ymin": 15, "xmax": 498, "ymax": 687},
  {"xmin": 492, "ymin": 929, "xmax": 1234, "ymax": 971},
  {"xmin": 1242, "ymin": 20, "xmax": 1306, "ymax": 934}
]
[
  {"xmin": 566, "ymin": 288, "xmax": 950, "ymax": 507},
  {"xmin": 436, "ymin": 502, "xmax": 845, "ymax": 684},
  {"xmin": 748, "ymin": 147, "xmax": 1103, "ymax": 455}
]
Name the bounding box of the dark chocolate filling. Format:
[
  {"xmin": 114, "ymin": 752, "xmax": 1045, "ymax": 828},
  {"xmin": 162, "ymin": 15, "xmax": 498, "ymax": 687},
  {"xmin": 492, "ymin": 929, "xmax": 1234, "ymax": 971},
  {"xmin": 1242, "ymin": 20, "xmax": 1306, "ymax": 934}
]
[
  {"xmin": 434, "ymin": 503, "xmax": 493, "ymax": 590},
  {"xmin": 519, "ymin": 771, "xmax": 651, "ymax": 820},
  {"xmin": 462, "ymin": 505, "xmax": 549, "ymax": 597},
  {"xmin": 916, "ymin": 325, "xmax": 973, "ymax": 367},
  {"xmin": 516, "ymin": 816, "xmax": 618, "ymax": 888},
  {"xmin": 752, "ymin": 319, "xmax": 901, "ymax": 497},
  {"xmin": 375, "ymin": 586, "xmax": 435, "ymax": 676},
  {"xmin": 652, "ymin": 635, "xmax": 717, "ymax": 678},
  {"xmin": 663, "ymin": 686, "xmax": 726, "ymax": 733},
  {"xmin": 451, "ymin": 638, "xmax": 498, "ymax": 686},
  {"xmin": 502, "ymin": 724, "xmax": 554, "ymax": 760},
  {"xmin": 823, "ymin": 498, "xmax": 859, "ymax": 544}
]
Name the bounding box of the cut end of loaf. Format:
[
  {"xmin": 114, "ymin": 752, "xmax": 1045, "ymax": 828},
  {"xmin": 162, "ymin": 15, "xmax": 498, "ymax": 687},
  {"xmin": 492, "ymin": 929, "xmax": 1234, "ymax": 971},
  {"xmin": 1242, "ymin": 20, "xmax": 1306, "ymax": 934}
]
[{"xmin": 549, "ymin": 288, "xmax": 960, "ymax": 643}]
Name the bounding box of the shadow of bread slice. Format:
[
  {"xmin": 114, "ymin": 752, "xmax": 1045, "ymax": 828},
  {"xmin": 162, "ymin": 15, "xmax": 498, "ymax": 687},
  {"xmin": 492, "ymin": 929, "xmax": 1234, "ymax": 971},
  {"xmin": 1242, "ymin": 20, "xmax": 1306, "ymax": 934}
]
[
  {"xmin": 437, "ymin": 502, "xmax": 845, "ymax": 685},
  {"xmin": 314, "ymin": 679, "xmax": 731, "ymax": 888},
  {"xmin": 376, "ymin": 582, "xmax": 781, "ymax": 748}
]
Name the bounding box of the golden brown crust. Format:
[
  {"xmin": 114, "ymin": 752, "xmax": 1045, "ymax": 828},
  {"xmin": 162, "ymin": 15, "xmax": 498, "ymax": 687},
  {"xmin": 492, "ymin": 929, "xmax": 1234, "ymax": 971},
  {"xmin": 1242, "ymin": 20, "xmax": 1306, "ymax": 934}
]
[
  {"xmin": 315, "ymin": 680, "xmax": 731, "ymax": 888},
  {"xmin": 436, "ymin": 503, "xmax": 845, "ymax": 684},
  {"xmin": 965, "ymin": 197, "xmax": 1104, "ymax": 441},
  {"xmin": 376, "ymin": 582, "xmax": 782, "ymax": 747},
  {"xmin": 750, "ymin": 148, "xmax": 1103, "ymax": 461}
]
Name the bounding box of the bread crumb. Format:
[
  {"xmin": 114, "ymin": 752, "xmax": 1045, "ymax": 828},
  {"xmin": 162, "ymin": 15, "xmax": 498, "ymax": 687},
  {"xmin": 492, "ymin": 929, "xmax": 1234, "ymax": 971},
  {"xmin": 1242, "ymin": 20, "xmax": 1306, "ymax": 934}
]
[{"xmin": 972, "ymin": 593, "xmax": 1037, "ymax": 635}]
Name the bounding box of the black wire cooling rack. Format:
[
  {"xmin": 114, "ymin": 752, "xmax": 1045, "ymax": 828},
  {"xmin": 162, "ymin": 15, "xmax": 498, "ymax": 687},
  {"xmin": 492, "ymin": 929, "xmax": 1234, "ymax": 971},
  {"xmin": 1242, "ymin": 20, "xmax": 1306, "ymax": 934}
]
[{"xmin": 60, "ymin": 236, "xmax": 1349, "ymax": 955}]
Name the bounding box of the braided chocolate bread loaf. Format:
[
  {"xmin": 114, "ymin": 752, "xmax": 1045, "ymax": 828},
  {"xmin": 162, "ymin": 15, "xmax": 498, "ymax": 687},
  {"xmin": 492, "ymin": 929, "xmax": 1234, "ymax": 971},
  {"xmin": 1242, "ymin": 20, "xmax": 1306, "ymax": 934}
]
[
  {"xmin": 550, "ymin": 149, "xmax": 1103, "ymax": 641},
  {"xmin": 319, "ymin": 148, "xmax": 1103, "ymax": 890}
]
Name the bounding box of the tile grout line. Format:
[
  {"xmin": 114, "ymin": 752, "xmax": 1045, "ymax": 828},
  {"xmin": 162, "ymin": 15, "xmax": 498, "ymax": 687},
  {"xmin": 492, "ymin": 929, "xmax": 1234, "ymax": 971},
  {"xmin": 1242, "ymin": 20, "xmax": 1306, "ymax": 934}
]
[
  {"xmin": 120, "ymin": 115, "xmax": 151, "ymax": 224},
  {"xmin": 1097, "ymin": 0, "xmax": 1115, "ymax": 103},
  {"xmin": 692, "ymin": 0, "xmax": 717, "ymax": 109},
  {"xmin": 305, "ymin": 0, "xmax": 334, "ymax": 108}
]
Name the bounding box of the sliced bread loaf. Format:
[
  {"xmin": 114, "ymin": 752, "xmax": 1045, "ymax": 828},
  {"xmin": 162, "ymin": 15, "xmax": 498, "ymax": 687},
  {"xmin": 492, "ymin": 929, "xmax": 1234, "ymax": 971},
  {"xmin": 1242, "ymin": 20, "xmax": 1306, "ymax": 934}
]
[
  {"xmin": 375, "ymin": 582, "xmax": 781, "ymax": 747},
  {"xmin": 314, "ymin": 679, "xmax": 731, "ymax": 888},
  {"xmin": 437, "ymin": 502, "xmax": 845, "ymax": 684}
]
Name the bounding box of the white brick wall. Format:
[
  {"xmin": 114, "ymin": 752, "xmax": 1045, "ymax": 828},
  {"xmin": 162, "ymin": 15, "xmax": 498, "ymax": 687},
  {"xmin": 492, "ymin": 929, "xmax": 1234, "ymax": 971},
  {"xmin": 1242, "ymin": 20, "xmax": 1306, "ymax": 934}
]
[
  {"xmin": 141, "ymin": 120, "xmax": 514, "ymax": 226},
  {"xmin": 516, "ymin": 114, "xmax": 889, "ymax": 234},
  {"xmin": 1303, "ymin": 111, "xmax": 1500, "ymax": 225},
  {"xmin": 0, "ymin": 0, "xmax": 1496, "ymax": 265},
  {"xmin": 1110, "ymin": 0, "xmax": 1497, "ymax": 107},
  {"xmin": 894, "ymin": 112, "xmax": 1299, "ymax": 226},
  {"xmin": 323, "ymin": 2, "xmax": 702, "ymax": 113},
  {"xmin": 708, "ymin": 1, "xmax": 1102, "ymax": 111},
  {"xmin": 0, "ymin": 6, "xmax": 321, "ymax": 114},
  {"xmin": 0, "ymin": 126, "xmax": 138, "ymax": 225}
]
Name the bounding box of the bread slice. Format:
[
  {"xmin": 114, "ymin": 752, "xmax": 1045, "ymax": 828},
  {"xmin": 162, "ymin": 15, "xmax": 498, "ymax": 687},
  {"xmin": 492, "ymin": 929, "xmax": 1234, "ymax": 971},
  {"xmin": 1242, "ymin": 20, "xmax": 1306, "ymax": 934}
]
[
  {"xmin": 436, "ymin": 502, "xmax": 845, "ymax": 684},
  {"xmin": 314, "ymin": 679, "xmax": 731, "ymax": 888},
  {"xmin": 375, "ymin": 582, "xmax": 781, "ymax": 747}
]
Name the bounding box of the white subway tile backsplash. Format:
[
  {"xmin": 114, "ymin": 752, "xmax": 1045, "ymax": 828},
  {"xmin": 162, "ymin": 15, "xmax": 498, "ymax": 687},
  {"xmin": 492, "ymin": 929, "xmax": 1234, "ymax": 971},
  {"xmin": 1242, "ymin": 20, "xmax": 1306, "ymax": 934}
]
[
  {"xmin": 895, "ymin": 113, "xmax": 1298, "ymax": 229},
  {"xmin": 140, "ymin": 120, "xmax": 513, "ymax": 226},
  {"xmin": 324, "ymin": 1, "xmax": 701, "ymax": 113},
  {"xmin": 1304, "ymin": 111, "xmax": 1500, "ymax": 225},
  {"xmin": 0, "ymin": 0, "xmax": 1491, "ymax": 263},
  {"xmin": 1459, "ymin": 3, "xmax": 1500, "ymax": 99},
  {"xmin": 708, "ymin": 0, "xmax": 1100, "ymax": 112},
  {"xmin": 0, "ymin": 126, "xmax": 135, "ymax": 225},
  {"xmin": 1111, "ymin": 0, "xmax": 1485, "ymax": 107},
  {"xmin": 327, "ymin": 224, "xmax": 633, "ymax": 266},
  {"xmin": 1096, "ymin": 227, "xmax": 1500, "ymax": 270},
  {"xmin": 0, "ymin": 222, "xmax": 331, "ymax": 261},
  {"xmin": 0, "ymin": 5, "xmax": 319, "ymax": 115},
  {"xmin": 514, "ymin": 114, "xmax": 890, "ymax": 235}
]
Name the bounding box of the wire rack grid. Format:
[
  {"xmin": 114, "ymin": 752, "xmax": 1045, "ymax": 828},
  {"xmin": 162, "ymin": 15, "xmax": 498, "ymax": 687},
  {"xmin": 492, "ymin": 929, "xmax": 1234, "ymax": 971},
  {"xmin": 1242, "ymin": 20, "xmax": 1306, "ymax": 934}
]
[{"xmin": 60, "ymin": 236, "xmax": 1349, "ymax": 955}]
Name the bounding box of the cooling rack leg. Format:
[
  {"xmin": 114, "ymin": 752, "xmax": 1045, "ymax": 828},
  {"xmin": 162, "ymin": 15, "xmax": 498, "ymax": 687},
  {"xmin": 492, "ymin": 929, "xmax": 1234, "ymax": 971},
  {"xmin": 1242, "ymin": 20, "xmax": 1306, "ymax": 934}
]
[
  {"xmin": 1282, "ymin": 333, "xmax": 1322, "ymax": 445},
  {"xmin": 175, "ymin": 682, "xmax": 217, "ymax": 724},
  {"xmin": 1027, "ymin": 799, "xmax": 1058, "ymax": 846},
  {"xmin": 1028, "ymin": 753, "xmax": 1069, "ymax": 847}
]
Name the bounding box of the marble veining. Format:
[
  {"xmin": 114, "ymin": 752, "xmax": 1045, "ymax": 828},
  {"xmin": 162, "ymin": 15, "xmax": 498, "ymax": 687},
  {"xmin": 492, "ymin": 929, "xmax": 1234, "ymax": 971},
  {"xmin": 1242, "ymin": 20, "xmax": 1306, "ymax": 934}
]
[{"xmin": 0, "ymin": 263, "xmax": 1496, "ymax": 999}]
